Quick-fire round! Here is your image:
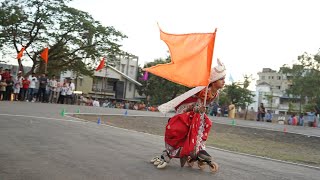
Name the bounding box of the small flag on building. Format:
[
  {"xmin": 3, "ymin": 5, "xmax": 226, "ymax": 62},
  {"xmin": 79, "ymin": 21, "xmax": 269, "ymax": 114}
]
[{"xmin": 96, "ymin": 57, "xmax": 105, "ymax": 71}]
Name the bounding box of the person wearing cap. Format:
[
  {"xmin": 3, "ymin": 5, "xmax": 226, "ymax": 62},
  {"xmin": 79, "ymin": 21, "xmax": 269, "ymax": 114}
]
[{"xmin": 151, "ymin": 59, "xmax": 226, "ymax": 169}]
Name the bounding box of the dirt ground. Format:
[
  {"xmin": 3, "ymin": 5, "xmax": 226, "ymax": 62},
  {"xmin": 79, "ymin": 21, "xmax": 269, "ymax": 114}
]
[{"xmin": 74, "ymin": 114, "xmax": 320, "ymax": 167}]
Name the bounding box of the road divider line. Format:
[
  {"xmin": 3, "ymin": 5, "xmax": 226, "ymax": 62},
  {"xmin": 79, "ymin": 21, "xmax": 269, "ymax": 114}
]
[
  {"xmin": 66, "ymin": 112, "xmax": 171, "ymax": 118},
  {"xmin": 0, "ymin": 113, "xmax": 88, "ymax": 124}
]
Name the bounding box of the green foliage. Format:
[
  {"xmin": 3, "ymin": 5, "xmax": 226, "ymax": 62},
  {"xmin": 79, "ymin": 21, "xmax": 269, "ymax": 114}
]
[
  {"xmin": 136, "ymin": 57, "xmax": 189, "ymax": 105},
  {"xmin": 288, "ymin": 102, "xmax": 298, "ymax": 113},
  {"xmin": 280, "ymin": 50, "xmax": 320, "ymax": 112},
  {"xmin": 0, "ymin": 0, "xmax": 127, "ymax": 75},
  {"xmin": 304, "ymin": 103, "xmax": 316, "ymax": 112},
  {"xmin": 219, "ymin": 82, "xmax": 255, "ymax": 109},
  {"xmin": 243, "ymin": 74, "xmax": 252, "ymax": 89}
]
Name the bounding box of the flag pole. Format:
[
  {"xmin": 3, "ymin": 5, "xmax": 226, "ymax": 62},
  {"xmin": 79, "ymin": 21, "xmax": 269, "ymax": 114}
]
[
  {"xmin": 203, "ymin": 85, "xmax": 209, "ymax": 108},
  {"xmin": 104, "ymin": 62, "xmax": 107, "ymax": 99}
]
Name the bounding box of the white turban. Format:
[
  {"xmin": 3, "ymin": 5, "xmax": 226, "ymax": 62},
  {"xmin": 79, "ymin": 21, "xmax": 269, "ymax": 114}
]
[
  {"xmin": 209, "ymin": 58, "xmax": 226, "ymax": 83},
  {"xmin": 158, "ymin": 58, "xmax": 226, "ymax": 114}
]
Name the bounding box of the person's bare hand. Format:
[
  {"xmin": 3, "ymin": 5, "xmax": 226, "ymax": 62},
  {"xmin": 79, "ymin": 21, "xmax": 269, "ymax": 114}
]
[{"xmin": 199, "ymin": 106, "xmax": 206, "ymax": 113}]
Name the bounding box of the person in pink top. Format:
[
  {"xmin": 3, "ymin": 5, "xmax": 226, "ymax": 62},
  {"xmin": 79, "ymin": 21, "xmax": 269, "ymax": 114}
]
[{"xmin": 292, "ymin": 114, "xmax": 298, "ymax": 126}]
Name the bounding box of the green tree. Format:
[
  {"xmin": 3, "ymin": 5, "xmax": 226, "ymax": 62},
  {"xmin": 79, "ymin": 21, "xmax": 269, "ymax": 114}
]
[
  {"xmin": 280, "ymin": 50, "xmax": 320, "ymax": 113},
  {"xmin": 219, "ymin": 76, "xmax": 255, "ymax": 119},
  {"xmin": 136, "ymin": 57, "xmax": 189, "ymax": 105},
  {"xmin": 220, "ymin": 83, "xmax": 254, "ymax": 109},
  {"xmin": 0, "ymin": 0, "xmax": 127, "ymax": 76}
]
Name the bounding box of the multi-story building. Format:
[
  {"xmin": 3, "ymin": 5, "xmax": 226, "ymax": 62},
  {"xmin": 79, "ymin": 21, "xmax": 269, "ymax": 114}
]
[
  {"xmin": 61, "ymin": 54, "xmax": 143, "ymax": 101},
  {"xmin": 251, "ymin": 68, "xmax": 298, "ymax": 115}
]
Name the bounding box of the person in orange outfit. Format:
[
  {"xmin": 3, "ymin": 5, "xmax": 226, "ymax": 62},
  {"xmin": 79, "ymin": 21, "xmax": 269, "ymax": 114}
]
[{"xmin": 151, "ymin": 59, "xmax": 226, "ymax": 169}]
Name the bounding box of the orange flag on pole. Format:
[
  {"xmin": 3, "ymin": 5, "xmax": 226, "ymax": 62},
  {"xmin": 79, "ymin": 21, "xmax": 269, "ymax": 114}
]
[
  {"xmin": 96, "ymin": 57, "xmax": 105, "ymax": 71},
  {"xmin": 144, "ymin": 28, "xmax": 217, "ymax": 87},
  {"xmin": 17, "ymin": 47, "xmax": 25, "ymax": 59},
  {"xmin": 40, "ymin": 47, "xmax": 49, "ymax": 64}
]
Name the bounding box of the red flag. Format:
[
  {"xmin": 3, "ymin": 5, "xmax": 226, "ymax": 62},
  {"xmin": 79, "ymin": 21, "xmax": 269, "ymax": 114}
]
[
  {"xmin": 17, "ymin": 47, "xmax": 25, "ymax": 59},
  {"xmin": 96, "ymin": 57, "xmax": 105, "ymax": 71},
  {"xmin": 144, "ymin": 28, "xmax": 217, "ymax": 87},
  {"xmin": 40, "ymin": 47, "xmax": 49, "ymax": 64}
]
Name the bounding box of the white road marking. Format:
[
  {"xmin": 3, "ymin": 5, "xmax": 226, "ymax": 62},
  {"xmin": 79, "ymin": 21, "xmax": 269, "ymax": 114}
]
[{"xmin": 0, "ymin": 113, "xmax": 87, "ymax": 123}]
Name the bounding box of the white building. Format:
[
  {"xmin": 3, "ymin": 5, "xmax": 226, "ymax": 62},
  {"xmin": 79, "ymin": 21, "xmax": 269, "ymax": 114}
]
[
  {"xmin": 61, "ymin": 54, "xmax": 143, "ymax": 101},
  {"xmin": 249, "ymin": 68, "xmax": 298, "ymax": 115}
]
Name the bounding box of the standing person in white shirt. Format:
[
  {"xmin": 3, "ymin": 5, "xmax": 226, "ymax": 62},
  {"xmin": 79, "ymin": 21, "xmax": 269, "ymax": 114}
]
[
  {"xmin": 66, "ymin": 78, "xmax": 75, "ymax": 105},
  {"xmin": 27, "ymin": 73, "xmax": 38, "ymax": 102},
  {"xmin": 92, "ymin": 99, "xmax": 100, "ymax": 107},
  {"xmin": 58, "ymin": 82, "xmax": 68, "ymax": 104},
  {"xmin": 55, "ymin": 81, "xmax": 62, "ymax": 103},
  {"xmin": 13, "ymin": 73, "xmax": 23, "ymax": 101},
  {"xmin": 48, "ymin": 75, "xmax": 58, "ymax": 103}
]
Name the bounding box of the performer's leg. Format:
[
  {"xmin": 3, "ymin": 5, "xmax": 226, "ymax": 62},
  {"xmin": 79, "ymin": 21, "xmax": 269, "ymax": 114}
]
[
  {"xmin": 156, "ymin": 150, "xmax": 171, "ymax": 169},
  {"xmin": 198, "ymin": 150, "xmax": 212, "ymax": 162}
]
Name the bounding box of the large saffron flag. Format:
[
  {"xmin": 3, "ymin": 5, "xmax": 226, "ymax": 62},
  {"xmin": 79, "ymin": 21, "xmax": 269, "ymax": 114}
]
[
  {"xmin": 40, "ymin": 47, "xmax": 49, "ymax": 64},
  {"xmin": 144, "ymin": 28, "xmax": 217, "ymax": 87},
  {"xmin": 17, "ymin": 47, "xmax": 25, "ymax": 59},
  {"xmin": 96, "ymin": 57, "xmax": 105, "ymax": 71}
]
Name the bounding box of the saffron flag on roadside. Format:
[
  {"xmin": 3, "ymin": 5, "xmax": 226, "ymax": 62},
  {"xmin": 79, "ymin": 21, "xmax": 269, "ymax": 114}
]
[
  {"xmin": 40, "ymin": 47, "xmax": 49, "ymax": 64},
  {"xmin": 17, "ymin": 47, "xmax": 25, "ymax": 59},
  {"xmin": 144, "ymin": 28, "xmax": 217, "ymax": 87},
  {"xmin": 96, "ymin": 57, "xmax": 105, "ymax": 71}
]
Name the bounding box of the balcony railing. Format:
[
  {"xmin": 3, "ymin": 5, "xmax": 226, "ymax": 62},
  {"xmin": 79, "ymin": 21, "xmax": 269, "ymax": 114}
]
[{"xmin": 92, "ymin": 87, "xmax": 114, "ymax": 93}]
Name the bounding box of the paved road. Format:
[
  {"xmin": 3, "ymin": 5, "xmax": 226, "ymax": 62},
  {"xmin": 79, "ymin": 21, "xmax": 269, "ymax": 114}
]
[{"xmin": 1, "ymin": 102, "xmax": 320, "ymax": 180}]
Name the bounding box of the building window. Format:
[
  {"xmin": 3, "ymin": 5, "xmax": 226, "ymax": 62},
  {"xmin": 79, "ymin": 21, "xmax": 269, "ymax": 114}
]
[
  {"xmin": 277, "ymin": 86, "xmax": 280, "ymax": 89},
  {"xmin": 121, "ymin": 64, "xmax": 126, "ymax": 73},
  {"xmin": 92, "ymin": 78, "xmax": 98, "ymax": 91},
  {"xmin": 104, "ymin": 79, "xmax": 108, "ymax": 89},
  {"xmin": 278, "ymin": 76, "xmax": 281, "ymax": 80},
  {"xmin": 271, "ymin": 76, "xmax": 274, "ymax": 79},
  {"xmin": 129, "ymin": 82, "xmax": 132, "ymax": 91},
  {"xmin": 80, "ymin": 79, "xmax": 83, "ymax": 86},
  {"xmin": 261, "ymin": 76, "xmax": 265, "ymax": 80},
  {"xmin": 130, "ymin": 65, "xmax": 134, "ymax": 75}
]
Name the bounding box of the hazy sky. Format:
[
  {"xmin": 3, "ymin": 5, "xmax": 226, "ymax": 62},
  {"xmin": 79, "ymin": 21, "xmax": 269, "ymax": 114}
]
[
  {"xmin": 69, "ymin": 0, "xmax": 320, "ymax": 86},
  {"xmin": 4, "ymin": 0, "xmax": 320, "ymax": 89}
]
